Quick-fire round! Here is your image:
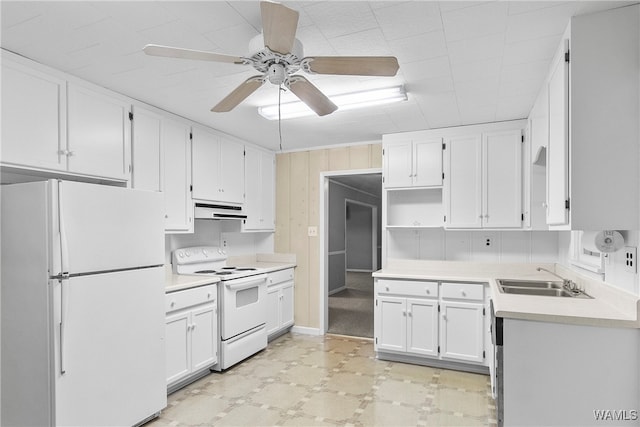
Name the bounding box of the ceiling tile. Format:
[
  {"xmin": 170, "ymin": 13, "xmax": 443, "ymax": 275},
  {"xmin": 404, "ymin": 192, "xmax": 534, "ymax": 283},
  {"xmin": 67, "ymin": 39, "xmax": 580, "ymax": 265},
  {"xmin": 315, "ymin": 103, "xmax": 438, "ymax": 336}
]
[
  {"xmin": 159, "ymin": 2, "xmax": 249, "ymax": 35},
  {"xmin": 410, "ymin": 75, "xmax": 456, "ymax": 95},
  {"xmin": 505, "ymin": 2, "xmax": 576, "ymax": 43},
  {"xmin": 328, "ymin": 28, "xmax": 392, "ymax": 56},
  {"xmin": 502, "ymin": 33, "xmax": 559, "ymax": 66},
  {"xmin": 400, "ymin": 56, "xmax": 452, "ymax": 81},
  {"xmin": 203, "ymin": 23, "xmax": 260, "ymax": 56},
  {"xmin": 507, "ymin": 2, "xmax": 568, "ymax": 16},
  {"xmin": 418, "ymin": 91, "xmax": 461, "ymax": 128},
  {"xmin": 447, "ymin": 33, "xmax": 505, "ymax": 65},
  {"xmin": 387, "ymin": 30, "xmax": 448, "ymax": 64},
  {"xmin": 303, "ymin": 1, "xmax": 378, "ymax": 39},
  {"xmin": 373, "ymin": 2, "xmax": 442, "ymax": 41},
  {"xmin": 92, "ymin": 1, "xmax": 178, "ymax": 33},
  {"xmin": 451, "ymin": 57, "xmax": 502, "ymax": 83},
  {"xmin": 442, "ymin": 2, "xmax": 508, "ymax": 42}
]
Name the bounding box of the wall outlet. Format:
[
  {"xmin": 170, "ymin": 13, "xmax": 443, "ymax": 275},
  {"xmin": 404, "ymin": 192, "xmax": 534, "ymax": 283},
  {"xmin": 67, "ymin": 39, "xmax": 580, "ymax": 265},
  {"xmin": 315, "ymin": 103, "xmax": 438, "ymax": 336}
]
[
  {"xmin": 485, "ymin": 237, "xmax": 492, "ymax": 247},
  {"xmin": 308, "ymin": 226, "xmax": 318, "ymax": 237},
  {"xmin": 624, "ymin": 246, "xmax": 637, "ymax": 274}
]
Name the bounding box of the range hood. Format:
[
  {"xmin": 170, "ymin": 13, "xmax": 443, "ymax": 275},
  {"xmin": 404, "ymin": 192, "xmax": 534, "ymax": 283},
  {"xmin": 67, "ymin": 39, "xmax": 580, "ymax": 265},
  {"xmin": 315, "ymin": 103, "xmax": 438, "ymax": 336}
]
[{"xmin": 194, "ymin": 203, "xmax": 247, "ymax": 220}]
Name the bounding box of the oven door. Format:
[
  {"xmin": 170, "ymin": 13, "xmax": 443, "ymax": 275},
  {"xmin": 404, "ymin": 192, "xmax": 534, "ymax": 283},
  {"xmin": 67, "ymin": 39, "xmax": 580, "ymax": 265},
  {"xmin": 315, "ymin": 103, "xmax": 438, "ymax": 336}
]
[{"xmin": 220, "ymin": 274, "xmax": 268, "ymax": 340}]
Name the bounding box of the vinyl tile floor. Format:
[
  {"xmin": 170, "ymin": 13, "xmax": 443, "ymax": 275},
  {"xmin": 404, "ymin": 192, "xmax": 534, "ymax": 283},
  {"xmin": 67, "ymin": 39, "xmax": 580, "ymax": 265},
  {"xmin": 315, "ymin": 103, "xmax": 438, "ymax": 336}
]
[{"xmin": 149, "ymin": 333, "xmax": 497, "ymax": 427}]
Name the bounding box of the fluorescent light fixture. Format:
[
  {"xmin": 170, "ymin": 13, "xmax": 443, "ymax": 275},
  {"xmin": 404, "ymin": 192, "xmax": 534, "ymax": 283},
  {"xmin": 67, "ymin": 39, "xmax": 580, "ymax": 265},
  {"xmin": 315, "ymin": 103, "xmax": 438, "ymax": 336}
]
[{"xmin": 258, "ymin": 85, "xmax": 407, "ymax": 120}]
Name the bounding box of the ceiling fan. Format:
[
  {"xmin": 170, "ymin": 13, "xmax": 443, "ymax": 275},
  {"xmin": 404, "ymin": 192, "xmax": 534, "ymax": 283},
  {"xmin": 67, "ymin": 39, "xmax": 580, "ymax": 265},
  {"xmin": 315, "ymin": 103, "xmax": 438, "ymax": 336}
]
[{"xmin": 143, "ymin": 1, "xmax": 400, "ymax": 117}]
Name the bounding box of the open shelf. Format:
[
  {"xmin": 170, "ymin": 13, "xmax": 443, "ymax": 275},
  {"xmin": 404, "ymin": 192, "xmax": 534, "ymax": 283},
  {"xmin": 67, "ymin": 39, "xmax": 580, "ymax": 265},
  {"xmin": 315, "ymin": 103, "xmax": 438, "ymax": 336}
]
[{"xmin": 386, "ymin": 187, "xmax": 444, "ymax": 228}]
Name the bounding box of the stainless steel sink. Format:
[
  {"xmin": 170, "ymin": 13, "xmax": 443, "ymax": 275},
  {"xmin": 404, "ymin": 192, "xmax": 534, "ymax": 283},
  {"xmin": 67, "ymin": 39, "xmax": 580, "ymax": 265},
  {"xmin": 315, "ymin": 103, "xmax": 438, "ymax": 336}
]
[
  {"xmin": 497, "ymin": 279, "xmax": 563, "ymax": 289},
  {"xmin": 496, "ymin": 279, "xmax": 593, "ymax": 299}
]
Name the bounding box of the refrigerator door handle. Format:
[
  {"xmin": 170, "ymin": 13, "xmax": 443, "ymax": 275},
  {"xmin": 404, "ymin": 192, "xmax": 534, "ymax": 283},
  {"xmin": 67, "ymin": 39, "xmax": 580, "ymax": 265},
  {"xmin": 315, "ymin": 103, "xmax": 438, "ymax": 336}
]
[
  {"xmin": 58, "ymin": 181, "xmax": 70, "ymax": 275},
  {"xmin": 60, "ymin": 278, "xmax": 67, "ymax": 375}
]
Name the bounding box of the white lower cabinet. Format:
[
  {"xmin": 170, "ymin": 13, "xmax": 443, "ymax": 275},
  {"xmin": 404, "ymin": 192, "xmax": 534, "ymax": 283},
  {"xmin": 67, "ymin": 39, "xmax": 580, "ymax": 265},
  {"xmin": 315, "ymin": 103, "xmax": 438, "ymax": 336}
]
[
  {"xmin": 266, "ymin": 268, "xmax": 294, "ymax": 339},
  {"xmin": 165, "ymin": 284, "xmax": 218, "ymax": 391},
  {"xmin": 375, "ymin": 278, "xmax": 487, "ymax": 368}
]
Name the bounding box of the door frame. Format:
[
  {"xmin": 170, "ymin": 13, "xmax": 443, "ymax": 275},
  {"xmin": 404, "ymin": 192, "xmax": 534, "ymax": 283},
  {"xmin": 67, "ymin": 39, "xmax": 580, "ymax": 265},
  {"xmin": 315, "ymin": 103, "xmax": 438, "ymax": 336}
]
[
  {"xmin": 319, "ymin": 168, "xmax": 381, "ymax": 334},
  {"xmin": 344, "ymin": 198, "xmax": 377, "ymax": 273}
]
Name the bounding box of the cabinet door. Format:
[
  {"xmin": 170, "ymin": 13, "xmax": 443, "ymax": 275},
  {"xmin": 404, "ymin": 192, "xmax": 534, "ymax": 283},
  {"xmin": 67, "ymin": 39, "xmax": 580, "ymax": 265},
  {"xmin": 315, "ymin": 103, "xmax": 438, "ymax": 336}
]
[
  {"xmin": 375, "ymin": 296, "xmax": 406, "ymax": 352},
  {"xmin": 163, "ymin": 119, "xmax": 193, "ymax": 232},
  {"xmin": 384, "ymin": 141, "xmax": 413, "ymax": 188},
  {"xmin": 190, "ymin": 304, "xmax": 218, "ymax": 372},
  {"xmin": 281, "ymin": 282, "xmax": 294, "ymax": 328},
  {"xmin": 67, "ymin": 84, "xmax": 130, "ymax": 180},
  {"xmin": 1, "ymin": 60, "xmax": 66, "ymax": 171},
  {"xmin": 406, "ymin": 298, "xmax": 438, "ymax": 356},
  {"xmin": 260, "ymin": 151, "xmax": 275, "ymax": 230},
  {"xmin": 445, "ymin": 135, "xmax": 482, "ymax": 228},
  {"xmin": 547, "ymin": 39, "xmax": 570, "ymax": 226},
  {"xmin": 483, "ymin": 130, "xmax": 522, "ymax": 228},
  {"xmin": 244, "ymin": 147, "xmax": 274, "ymax": 230},
  {"xmin": 191, "ymin": 128, "xmax": 220, "ymax": 201},
  {"xmin": 266, "ymin": 286, "xmax": 280, "ymax": 336},
  {"xmin": 413, "ymin": 139, "xmax": 443, "ymax": 187},
  {"xmin": 439, "ymin": 301, "xmax": 484, "ymax": 363},
  {"xmin": 165, "ymin": 311, "xmax": 191, "ymax": 386},
  {"xmin": 131, "ymin": 107, "xmax": 161, "ymax": 191},
  {"xmin": 218, "ymin": 138, "xmax": 245, "ymax": 204}
]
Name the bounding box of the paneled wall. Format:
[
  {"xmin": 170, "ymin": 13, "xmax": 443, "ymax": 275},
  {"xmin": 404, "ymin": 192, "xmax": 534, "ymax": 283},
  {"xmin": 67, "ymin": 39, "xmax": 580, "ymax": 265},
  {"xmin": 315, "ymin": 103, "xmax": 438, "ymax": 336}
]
[{"xmin": 275, "ymin": 143, "xmax": 382, "ymax": 329}]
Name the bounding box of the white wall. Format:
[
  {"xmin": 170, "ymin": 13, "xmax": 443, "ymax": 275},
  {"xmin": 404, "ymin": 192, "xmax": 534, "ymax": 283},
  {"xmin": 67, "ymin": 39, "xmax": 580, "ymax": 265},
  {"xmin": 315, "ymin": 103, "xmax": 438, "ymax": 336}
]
[
  {"xmin": 387, "ymin": 230, "xmax": 559, "ymax": 264},
  {"xmin": 165, "ymin": 220, "xmax": 273, "ymax": 266}
]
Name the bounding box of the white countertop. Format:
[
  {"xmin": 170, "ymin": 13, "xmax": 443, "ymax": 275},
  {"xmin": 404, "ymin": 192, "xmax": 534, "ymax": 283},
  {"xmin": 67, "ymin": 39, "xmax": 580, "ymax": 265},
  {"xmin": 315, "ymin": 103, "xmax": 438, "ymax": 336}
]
[
  {"xmin": 165, "ymin": 253, "xmax": 296, "ymax": 293},
  {"xmin": 374, "ymin": 260, "xmax": 640, "ymax": 328}
]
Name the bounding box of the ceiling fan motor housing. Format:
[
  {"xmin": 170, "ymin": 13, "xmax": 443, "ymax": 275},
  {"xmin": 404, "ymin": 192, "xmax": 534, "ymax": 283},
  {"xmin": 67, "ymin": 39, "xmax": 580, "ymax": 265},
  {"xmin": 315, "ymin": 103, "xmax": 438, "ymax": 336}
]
[{"xmin": 268, "ymin": 63, "xmax": 286, "ymax": 85}]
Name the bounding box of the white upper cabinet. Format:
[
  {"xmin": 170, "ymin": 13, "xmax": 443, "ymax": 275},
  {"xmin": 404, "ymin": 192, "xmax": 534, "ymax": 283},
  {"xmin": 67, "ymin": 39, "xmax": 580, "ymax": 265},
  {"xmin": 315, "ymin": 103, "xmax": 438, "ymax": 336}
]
[
  {"xmin": 540, "ymin": 5, "xmax": 639, "ymax": 230},
  {"xmin": 192, "ymin": 127, "xmax": 244, "ymax": 205},
  {"xmin": 67, "ymin": 83, "xmax": 130, "ymax": 180},
  {"xmin": 482, "ymin": 130, "xmax": 523, "ymax": 228},
  {"xmin": 444, "ymin": 125, "xmax": 523, "ymax": 229},
  {"xmin": 1, "ymin": 54, "xmax": 131, "ymax": 182},
  {"xmin": 131, "ymin": 106, "xmax": 193, "ymax": 233},
  {"xmin": 131, "ymin": 106, "xmax": 162, "ymax": 192},
  {"xmin": 244, "ymin": 146, "xmax": 275, "ymax": 231},
  {"xmin": 444, "ymin": 134, "xmax": 483, "ymax": 228},
  {"xmin": 546, "ymin": 37, "xmax": 570, "ymax": 227},
  {"xmin": 383, "ymin": 137, "xmax": 443, "ymax": 188},
  {"xmin": 1, "ymin": 59, "xmax": 66, "ymax": 171},
  {"xmin": 162, "ymin": 118, "xmax": 193, "ymax": 233}
]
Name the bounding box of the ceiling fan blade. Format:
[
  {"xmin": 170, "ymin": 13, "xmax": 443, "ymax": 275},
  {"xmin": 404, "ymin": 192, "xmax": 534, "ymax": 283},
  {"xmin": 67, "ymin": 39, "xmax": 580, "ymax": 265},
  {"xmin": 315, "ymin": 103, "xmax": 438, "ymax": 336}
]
[
  {"xmin": 287, "ymin": 76, "xmax": 338, "ymax": 117},
  {"xmin": 303, "ymin": 56, "xmax": 400, "ymax": 76},
  {"xmin": 260, "ymin": 1, "xmax": 299, "ymax": 55},
  {"xmin": 143, "ymin": 44, "xmax": 245, "ymax": 64},
  {"xmin": 211, "ymin": 76, "xmax": 265, "ymax": 112}
]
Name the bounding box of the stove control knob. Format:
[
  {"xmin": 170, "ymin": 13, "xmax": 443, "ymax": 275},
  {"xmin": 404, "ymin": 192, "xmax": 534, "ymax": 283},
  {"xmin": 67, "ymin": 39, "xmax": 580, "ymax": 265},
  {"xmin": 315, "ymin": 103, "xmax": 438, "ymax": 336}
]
[
  {"xmin": 203, "ymin": 249, "xmax": 208, "ymax": 256},
  {"xmin": 185, "ymin": 251, "xmax": 191, "ymax": 257}
]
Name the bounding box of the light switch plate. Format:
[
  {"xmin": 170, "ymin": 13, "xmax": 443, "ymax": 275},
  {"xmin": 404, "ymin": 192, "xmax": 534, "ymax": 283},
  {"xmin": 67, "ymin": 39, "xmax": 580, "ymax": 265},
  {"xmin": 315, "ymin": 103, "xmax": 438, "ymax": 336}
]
[{"xmin": 308, "ymin": 226, "xmax": 318, "ymax": 237}]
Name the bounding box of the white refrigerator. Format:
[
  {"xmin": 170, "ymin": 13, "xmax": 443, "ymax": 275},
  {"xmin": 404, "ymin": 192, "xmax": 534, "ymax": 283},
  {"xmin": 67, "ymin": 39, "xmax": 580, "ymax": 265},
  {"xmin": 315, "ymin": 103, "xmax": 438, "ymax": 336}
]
[{"xmin": 1, "ymin": 180, "xmax": 167, "ymax": 426}]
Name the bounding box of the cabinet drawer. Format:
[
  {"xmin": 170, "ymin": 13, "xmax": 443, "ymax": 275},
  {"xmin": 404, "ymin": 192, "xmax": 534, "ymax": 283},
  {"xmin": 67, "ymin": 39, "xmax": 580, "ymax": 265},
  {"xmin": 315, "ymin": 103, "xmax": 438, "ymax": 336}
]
[
  {"xmin": 166, "ymin": 284, "xmax": 217, "ymax": 313},
  {"xmin": 440, "ymin": 282, "xmax": 484, "ymax": 301},
  {"xmin": 377, "ymin": 279, "xmax": 438, "ymax": 298},
  {"xmin": 268, "ymin": 268, "xmax": 294, "ymax": 287}
]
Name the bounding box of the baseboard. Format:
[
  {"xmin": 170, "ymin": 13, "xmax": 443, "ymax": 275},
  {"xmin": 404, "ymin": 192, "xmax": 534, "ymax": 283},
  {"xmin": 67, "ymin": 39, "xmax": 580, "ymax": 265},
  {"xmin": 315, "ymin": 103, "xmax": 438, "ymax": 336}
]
[
  {"xmin": 328, "ymin": 285, "xmax": 347, "ymax": 295},
  {"xmin": 290, "ymin": 325, "xmax": 323, "ymax": 336}
]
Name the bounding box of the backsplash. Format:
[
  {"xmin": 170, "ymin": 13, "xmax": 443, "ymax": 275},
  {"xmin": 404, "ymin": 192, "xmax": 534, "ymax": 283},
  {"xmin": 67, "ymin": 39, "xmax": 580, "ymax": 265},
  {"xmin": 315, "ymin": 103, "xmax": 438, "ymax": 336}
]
[
  {"xmin": 387, "ymin": 229, "xmax": 559, "ymax": 264},
  {"xmin": 165, "ymin": 220, "xmax": 274, "ymax": 266}
]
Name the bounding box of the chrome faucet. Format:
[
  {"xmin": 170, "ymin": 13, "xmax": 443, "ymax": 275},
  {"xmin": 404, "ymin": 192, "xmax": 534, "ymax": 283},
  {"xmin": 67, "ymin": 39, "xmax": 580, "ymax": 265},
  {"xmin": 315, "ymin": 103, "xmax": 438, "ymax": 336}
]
[{"xmin": 536, "ymin": 267, "xmax": 580, "ymax": 293}]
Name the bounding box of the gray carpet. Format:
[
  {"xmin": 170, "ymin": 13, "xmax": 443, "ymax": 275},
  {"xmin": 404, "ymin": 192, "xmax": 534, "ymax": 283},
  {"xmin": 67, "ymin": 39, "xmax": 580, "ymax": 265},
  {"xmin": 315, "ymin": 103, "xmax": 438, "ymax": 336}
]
[{"xmin": 328, "ymin": 272, "xmax": 374, "ymax": 338}]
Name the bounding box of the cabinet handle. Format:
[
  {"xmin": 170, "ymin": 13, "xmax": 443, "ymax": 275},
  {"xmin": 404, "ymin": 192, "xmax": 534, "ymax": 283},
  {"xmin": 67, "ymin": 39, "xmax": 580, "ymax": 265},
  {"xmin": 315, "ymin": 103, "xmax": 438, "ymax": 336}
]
[
  {"xmin": 385, "ymin": 286, "xmax": 390, "ymax": 292},
  {"xmin": 170, "ymin": 301, "xmax": 176, "ymax": 307},
  {"xmin": 67, "ymin": 151, "xmax": 75, "ymax": 157},
  {"xmin": 408, "ymin": 311, "xmax": 412, "ymax": 317},
  {"xmin": 461, "ymin": 290, "xmax": 467, "ymax": 297},
  {"xmin": 425, "ymin": 289, "xmax": 430, "ymax": 294},
  {"xmin": 403, "ymin": 310, "xmax": 407, "ymax": 317}
]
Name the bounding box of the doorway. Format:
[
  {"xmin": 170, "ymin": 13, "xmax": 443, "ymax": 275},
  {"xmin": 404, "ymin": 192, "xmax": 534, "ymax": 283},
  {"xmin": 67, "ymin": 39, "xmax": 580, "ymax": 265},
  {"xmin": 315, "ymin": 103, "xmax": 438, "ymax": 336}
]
[{"xmin": 321, "ymin": 171, "xmax": 382, "ymax": 338}]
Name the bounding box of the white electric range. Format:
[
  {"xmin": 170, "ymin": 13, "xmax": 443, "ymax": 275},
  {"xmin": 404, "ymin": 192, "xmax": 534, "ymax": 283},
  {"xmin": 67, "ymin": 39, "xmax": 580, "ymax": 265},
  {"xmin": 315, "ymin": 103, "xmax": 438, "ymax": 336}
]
[{"xmin": 172, "ymin": 246, "xmax": 268, "ymax": 371}]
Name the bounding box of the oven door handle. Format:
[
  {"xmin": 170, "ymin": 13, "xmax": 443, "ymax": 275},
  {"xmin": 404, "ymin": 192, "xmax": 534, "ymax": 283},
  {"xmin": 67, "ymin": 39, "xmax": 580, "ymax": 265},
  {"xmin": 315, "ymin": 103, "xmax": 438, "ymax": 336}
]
[{"xmin": 224, "ymin": 275, "xmax": 267, "ymax": 291}]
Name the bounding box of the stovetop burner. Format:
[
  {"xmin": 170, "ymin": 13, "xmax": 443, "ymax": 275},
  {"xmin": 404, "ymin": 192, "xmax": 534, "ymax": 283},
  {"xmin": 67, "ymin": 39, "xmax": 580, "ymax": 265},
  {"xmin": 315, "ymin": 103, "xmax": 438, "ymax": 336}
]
[{"xmin": 194, "ymin": 269, "xmax": 218, "ymax": 274}]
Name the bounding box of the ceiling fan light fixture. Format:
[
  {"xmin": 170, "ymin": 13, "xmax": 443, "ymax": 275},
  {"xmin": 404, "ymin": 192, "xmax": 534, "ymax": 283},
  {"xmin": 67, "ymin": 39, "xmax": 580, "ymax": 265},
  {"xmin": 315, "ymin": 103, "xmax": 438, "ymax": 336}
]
[{"xmin": 258, "ymin": 85, "xmax": 407, "ymax": 120}]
